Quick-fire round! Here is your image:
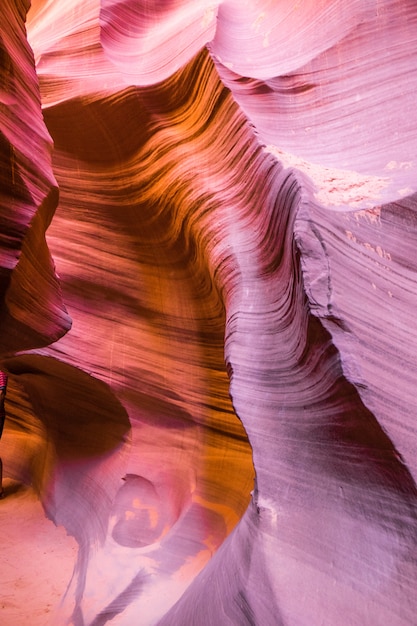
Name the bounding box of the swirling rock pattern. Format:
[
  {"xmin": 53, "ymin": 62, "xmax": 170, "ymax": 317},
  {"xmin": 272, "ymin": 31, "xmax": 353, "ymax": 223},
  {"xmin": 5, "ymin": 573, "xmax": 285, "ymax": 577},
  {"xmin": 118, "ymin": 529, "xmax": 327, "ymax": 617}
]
[{"xmin": 1, "ymin": 1, "xmax": 416, "ymax": 624}]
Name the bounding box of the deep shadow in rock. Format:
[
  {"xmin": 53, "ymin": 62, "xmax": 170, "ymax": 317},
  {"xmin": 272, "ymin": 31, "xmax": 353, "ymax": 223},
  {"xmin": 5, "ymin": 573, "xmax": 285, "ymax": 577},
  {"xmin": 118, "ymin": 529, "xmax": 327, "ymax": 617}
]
[
  {"xmin": 2, "ymin": 354, "xmax": 131, "ymax": 542},
  {"xmin": 4, "ymin": 353, "xmax": 130, "ymax": 460}
]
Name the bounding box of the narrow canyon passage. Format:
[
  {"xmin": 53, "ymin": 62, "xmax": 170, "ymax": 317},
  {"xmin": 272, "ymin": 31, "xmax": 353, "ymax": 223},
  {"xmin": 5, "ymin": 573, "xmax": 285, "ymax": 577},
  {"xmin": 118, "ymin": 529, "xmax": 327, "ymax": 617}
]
[{"xmin": 1, "ymin": 1, "xmax": 417, "ymax": 625}]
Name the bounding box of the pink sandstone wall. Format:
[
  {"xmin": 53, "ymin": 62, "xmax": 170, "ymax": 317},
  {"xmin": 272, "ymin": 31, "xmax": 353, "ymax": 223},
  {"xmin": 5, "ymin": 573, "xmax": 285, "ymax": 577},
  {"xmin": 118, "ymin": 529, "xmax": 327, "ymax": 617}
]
[{"xmin": 1, "ymin": 1, "xmax": 417, "ymax": 624}]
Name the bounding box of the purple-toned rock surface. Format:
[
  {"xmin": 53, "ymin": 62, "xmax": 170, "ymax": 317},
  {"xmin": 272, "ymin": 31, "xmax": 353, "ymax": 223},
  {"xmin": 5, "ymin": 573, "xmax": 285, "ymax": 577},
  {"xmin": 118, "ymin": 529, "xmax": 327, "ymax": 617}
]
[{"xmin": 1, "ymin": 1, "xmax": 417, "ymax": 624}]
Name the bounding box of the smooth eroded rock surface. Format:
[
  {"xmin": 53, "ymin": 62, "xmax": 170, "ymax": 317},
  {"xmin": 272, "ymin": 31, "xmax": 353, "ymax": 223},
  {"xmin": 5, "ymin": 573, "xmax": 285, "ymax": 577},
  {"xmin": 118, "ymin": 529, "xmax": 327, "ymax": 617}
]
[{"xmin": 0, "ymin": 1, "xmax": 416, "ymax": 624}]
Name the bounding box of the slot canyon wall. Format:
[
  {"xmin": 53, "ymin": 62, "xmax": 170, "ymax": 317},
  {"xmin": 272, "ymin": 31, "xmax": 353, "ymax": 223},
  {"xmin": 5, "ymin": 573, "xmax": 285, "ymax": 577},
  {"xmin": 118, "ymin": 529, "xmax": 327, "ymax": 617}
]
[{"xmin": 1, "ymin": 0, "xmax": 417, "ymax": 624}]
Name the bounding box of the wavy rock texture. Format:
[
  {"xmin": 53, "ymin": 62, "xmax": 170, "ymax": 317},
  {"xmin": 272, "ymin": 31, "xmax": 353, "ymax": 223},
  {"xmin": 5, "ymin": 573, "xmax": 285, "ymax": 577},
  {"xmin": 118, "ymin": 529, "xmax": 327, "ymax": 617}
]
[{"xmin": 1, "ymin": 1, "xmax": 417, "ymax": 624}]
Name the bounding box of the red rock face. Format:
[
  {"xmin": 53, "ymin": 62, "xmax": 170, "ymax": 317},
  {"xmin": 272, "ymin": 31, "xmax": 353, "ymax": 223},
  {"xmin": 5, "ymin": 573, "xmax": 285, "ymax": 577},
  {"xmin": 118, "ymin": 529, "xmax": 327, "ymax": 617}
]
[{"xmin": 1, "ymin": 1, "xmax": 417, "ymax": 624}]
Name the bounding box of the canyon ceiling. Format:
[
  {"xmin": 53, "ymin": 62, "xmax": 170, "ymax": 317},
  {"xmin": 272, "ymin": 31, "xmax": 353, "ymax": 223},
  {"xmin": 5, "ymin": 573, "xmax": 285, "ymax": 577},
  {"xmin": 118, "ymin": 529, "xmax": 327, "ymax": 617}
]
[{"xmin": 1, "ymin": 0, "xmax": 417, "ymax": 624}]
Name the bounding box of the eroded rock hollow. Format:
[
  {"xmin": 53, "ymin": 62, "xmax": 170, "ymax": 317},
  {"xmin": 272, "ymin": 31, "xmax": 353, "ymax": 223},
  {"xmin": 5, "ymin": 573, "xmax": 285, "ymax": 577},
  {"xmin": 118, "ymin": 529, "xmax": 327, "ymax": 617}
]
[{"xmin": 1, "ymin": 1, "xmax": 417, "ymax": 624}]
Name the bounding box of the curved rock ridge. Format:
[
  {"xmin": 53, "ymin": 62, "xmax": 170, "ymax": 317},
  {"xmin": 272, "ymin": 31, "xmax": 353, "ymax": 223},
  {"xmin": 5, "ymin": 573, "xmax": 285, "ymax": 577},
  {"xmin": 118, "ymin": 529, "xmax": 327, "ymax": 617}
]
[
  {"xmin": 296, "ymin": 195, "xmax": 417, "ymax": 484},
  {"xmin": 0, "ymin": 0, "xmax": 70, "ymax": 352},
  {"xmin": 100, "ymin": 0, "xmax": 220, "ymax": 85},
  {"xmin": 160, "ymin": 159, "xmax": 417, "ymax": 625},
  {"xmin": 0, "ymin": 1, "xmax": 416, "ymax": 625},
  {"xmin": 210, "ymin": 0, "xmax": 417, "ymax": 208},
  {"xmin": 98, "ymin": 0, "xmax": 417, "ymax": 207},
  {"xmin": 26, "ymin": 0, "xmax": 417, "ymax": 207},
  {"xmin": 4, "ymin": 43, "xmax": 255, "ymax": 623}
]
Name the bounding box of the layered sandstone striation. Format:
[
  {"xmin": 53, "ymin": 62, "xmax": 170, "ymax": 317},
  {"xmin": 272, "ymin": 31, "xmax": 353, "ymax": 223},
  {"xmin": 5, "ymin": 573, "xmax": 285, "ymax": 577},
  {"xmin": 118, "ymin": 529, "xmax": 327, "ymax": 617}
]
[{"xmin": 1, "ymin": 1, "xmax": 417, "ymax": 624}]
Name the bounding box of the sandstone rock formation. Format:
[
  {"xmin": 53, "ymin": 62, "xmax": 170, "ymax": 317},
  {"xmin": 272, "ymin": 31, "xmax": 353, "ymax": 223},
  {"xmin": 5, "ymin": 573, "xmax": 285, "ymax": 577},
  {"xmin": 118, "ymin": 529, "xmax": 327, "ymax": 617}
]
[{"xmin": 1, "ymin": 1, "xmax": 417, "ymax": 624}]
